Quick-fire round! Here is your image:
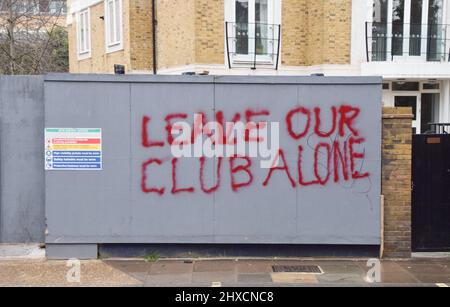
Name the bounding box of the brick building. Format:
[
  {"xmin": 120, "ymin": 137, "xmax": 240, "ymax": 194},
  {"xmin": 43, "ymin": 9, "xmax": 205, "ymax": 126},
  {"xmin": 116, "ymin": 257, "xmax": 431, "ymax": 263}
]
[
  {"xmin": 67, "ymin": 0, "xmax": 353, "ymax": 74},
  {"xmin": 67, "ymin": 0, "xmax": 450, "ymax": 136}
]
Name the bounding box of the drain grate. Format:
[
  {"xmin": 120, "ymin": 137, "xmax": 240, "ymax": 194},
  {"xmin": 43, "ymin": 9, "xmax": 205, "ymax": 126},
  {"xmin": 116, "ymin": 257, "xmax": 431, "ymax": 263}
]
[{"xmin": 272, "ymin": 265, "xmax": 323, "ymax": 274}]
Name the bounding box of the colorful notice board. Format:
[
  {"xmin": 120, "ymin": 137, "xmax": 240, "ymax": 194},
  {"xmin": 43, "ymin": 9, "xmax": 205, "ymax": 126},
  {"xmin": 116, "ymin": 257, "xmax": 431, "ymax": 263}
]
[{"xmin": 45, "ymin": 128, "xmax": 102, "ymax": 170}]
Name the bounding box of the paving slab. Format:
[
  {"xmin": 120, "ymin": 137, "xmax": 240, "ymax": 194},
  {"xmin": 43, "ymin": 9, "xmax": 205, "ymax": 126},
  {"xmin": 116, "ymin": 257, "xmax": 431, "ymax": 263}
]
[
  {"xmin": 0, "ymin": 260, "xmax": 141, "ymax": 287},
  {"xmin": 373, "ymin": 262, "xmax": 420, "ymax": 284},
  {"xmin": 271, "ymin": 273, "xmax": 318, "ymax": 284},
  {"xmin": 145, "ymin": 273, "xmax": 192, "ymax": 287},
  {"xmin": 413, "ymin": 253, "xmax": 450, "ymax": 259},
  {"xmin": 237, "ymin": 273, "xmax": 273, "ymax": 284},
  {"xmin": 413, "ymin": 274, "xmax": 450, "ymax": 284},
  {"xmin": 316, "ymin": 273, "xmax": 365, "ymax": 284},
  {"xmin": 192, "ymin": 271, "xmax": 237, "ymax": 285},
  {"xmin": 319, "ymin": 263, "xmax": 365, "ymax": 275},
  {"xmin": 104, "ymin": 260, "xmax": 153, "ymax": 282},
  {"xmin": 398, "ymin": 263, "xmax": 450, "ymax": 275},
  {"xmin": 194, "ymin": 260, "xmax": 236, "ymax": 272},
  {"xmin": 237, "ymin": 260, "xmax": 273, "ymax": 274},
  {"xmin": 150, "ymin": 261, "xmax": 193, "ymax": 275},
  {"xmin": 104, "ymin": 260, "xmax": 153, "ymax": 272}
]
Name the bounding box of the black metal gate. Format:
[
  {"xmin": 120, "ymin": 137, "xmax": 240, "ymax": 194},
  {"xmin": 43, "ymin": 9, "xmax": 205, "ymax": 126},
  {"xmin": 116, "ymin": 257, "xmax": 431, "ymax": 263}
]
[{"xmin": 412, "ymin": 134, "xmax": 450, "ymax": 251}]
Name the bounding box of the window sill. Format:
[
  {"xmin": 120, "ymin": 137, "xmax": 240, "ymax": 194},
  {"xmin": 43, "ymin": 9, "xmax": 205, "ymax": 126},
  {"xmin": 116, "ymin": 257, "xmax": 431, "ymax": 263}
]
[
  {"xmin": 232, "ymin": 60, "xmax": 275, "ymax": 65},
  {"xmin": 230, "ymin": 55, "xmax": 276, "ymax": 67},
  {"xmin": 106, "ymin": 42, "xmax": 123, "ymax": 54},
  {"xmin": 77, "ymin": 51, "xmax": 91, "ymax": 61},
  {"xmin": 231, "ymin": 61, "xmax": 276, "ymax": 68}
]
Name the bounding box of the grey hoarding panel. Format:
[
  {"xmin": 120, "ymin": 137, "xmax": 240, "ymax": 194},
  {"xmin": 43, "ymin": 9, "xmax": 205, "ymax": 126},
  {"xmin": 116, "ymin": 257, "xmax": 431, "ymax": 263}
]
[
  {"xmin": 46, "ymin": 244, "xmax": 98, "ymax": 260},
  {"xmin": 0, "ymin": 76, "xmax": 45, "ymax": 243},
  {"xmin": 45, "ymin": 75, "xmax": 382, "ymax": 245}
]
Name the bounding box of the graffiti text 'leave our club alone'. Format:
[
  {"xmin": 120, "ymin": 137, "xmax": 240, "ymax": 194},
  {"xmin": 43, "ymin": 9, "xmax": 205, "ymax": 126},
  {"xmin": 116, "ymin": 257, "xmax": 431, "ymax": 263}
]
[{"xmin": 141, "ymin": 105, "xmax": 370, "ymax": 196}]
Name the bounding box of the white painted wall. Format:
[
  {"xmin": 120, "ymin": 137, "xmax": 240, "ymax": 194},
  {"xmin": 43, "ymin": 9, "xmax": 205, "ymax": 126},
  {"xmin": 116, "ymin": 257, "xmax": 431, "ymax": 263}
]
[
  {"xmin": 440, "ymin": 80, "xmax": 450, "ymax": 122},
  {"xmin": 361, "ymin": 62, "xmax": 450, "ymax": 79},
  {"xmin": 351, "ymin": 0, "xmax": 374, "ymax": 66}
]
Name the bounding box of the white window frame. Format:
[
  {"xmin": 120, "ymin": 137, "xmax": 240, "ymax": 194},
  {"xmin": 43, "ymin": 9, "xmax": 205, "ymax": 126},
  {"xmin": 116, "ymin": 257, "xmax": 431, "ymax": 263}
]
[
  {"xmin": 104, "ymin": 0, "xmax": 123, "ymax": 53},
  {"xmin": 387, "ymin": 80, "xmax": 442, "ymax": 133},
  {"xmin": 225, "ymin": 0, "xmax": 281, "ymax": 66},
  {"xmin": 370, "ymin": 0, "xmax": 448, "ymax": 62},
  {"xmin": 77, "ymin": 8, "xmax": 91, "ymax": 60}
]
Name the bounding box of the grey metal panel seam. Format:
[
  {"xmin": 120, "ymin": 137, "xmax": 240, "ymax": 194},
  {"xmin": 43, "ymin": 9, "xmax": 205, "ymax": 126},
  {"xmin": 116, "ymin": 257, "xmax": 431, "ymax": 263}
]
[{"xmin": 44, "ymin": 74, "xmax": 382, "ymax": 85}]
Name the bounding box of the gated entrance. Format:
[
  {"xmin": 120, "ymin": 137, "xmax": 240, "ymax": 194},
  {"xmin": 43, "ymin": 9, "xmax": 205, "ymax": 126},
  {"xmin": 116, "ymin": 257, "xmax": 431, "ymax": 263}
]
[{"xmin": 412, "ymin": 131, "xmax": 450, "ymax": 251}]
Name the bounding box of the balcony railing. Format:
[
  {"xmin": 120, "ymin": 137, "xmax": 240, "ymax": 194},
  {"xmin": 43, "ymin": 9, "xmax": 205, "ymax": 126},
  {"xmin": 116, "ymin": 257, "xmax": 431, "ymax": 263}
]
[
  {"xmin": 365, "ymin": 22, "xmax": 450, "ymax": 62},
  {"xmin": 225, "ymin": 22, "xmax": 281, "ymax": 70},
  {"xmin": 425, "ymin": 123, "xmax": 450, "ymax": 134}
]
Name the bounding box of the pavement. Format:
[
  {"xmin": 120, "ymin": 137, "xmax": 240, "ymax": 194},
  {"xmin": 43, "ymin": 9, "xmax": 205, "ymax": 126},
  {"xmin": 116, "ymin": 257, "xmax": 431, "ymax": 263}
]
[
  {"xmin": 104, "ymin": 258, "xmax": 450, "ymax": 287},
  {"xmin": 0, "ymin": 249, "xmax": 450, "ymax": 286}
]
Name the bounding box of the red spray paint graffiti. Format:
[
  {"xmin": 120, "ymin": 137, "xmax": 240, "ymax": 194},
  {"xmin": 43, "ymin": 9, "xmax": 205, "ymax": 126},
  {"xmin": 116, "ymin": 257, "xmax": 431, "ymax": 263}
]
[{"xmin": 140, "ymin": 105, "xmax": 370, "ymax": 196}]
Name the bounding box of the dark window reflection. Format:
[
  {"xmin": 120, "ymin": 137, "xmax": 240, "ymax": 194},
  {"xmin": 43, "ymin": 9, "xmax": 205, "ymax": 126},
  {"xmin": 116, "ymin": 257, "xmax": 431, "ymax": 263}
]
[
  {"xmin": 392, "ymin": 0, "xmax": 405, "ymax": 56},
  {"xmin": 409, "ymin": 0, "xmax": 423, "ymax": 56},
  {"xmin": 236, "ymin": 0, "xmax": 249, "ymax": 55},
  {"xmin": 427, "ymin": 0, "xmax": 444, "ymax": 61},
  {"xmin": 372, "ymin": 0, "xmax": 388, "ymax": 61}
]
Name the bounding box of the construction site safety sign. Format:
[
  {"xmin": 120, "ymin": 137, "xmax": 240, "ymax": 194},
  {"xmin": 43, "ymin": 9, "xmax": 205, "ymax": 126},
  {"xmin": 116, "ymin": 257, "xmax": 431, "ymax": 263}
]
[{"xmin": 44, "ymin": 128, "xmax": 102, "ymax": 170}]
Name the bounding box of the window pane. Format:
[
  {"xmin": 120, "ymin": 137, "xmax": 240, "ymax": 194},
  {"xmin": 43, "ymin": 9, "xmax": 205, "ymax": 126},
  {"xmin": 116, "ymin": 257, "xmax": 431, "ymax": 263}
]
[
  {"xmin": 79, "ymin": 13, "xmax": 85, "ymax": 51},
  {"xmin": 392, "ymin": 82, "xmax": 419, "ymax": 91},
  {"xmin": 392, "ymin": 0, "xmax": 405, "ymax": 56},
  {"xmin": 235, "ymin": 0, "xmax": 248, "ymax": 55},
  {"xmin": 428, "ymin": 0, "xmax": 443, "ymax": 24},
  {"xmin": 373, "ymin": 0, "xmax": 388, "ymax": 23},
  {"xmin": 115, "ymin": 0, "xmax": 121, "ymax": 43},
  {"xmin": 423, "ymin": 83, "xmax": 440, "ymax": 90},
  {"xmin": 427, "ymin": 0, "xmax": 443, "ymax": 61},
  {"xmin": 85, "ymin": 13, "xmax": 89, "ymax": 50},
  {"xmin": 255, "ymin": 0, "xmax": 268, "ymax": 56},
  {"xmin": 109, "ymin": 1, "xmax": 115, "ymax": 44},
  {"xmin": 409, "ymin": 0, "xmax": 422, "ymax": 56},
  {"xmin": 372, "ymin": 0, "xmax": 388, "ymax": 61}
]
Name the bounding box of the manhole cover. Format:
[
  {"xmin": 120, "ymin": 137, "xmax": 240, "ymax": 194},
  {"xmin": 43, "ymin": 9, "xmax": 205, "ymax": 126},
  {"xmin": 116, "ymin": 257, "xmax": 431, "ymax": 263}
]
[{"xmin": 272, "ymin": 265, "xmax": 323, "ymax": 274}]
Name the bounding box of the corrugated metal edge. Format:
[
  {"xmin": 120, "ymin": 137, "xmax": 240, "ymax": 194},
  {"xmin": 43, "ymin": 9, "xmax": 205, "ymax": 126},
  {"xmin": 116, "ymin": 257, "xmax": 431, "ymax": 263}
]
[{"xmin": 44, "ymin": 73, "xmax": 382, "ymax": 85}]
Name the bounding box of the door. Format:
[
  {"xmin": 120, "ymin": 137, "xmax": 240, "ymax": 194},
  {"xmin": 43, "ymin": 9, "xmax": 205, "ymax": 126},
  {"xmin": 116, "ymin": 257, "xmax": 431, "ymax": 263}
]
[
  {"xmin": 412, "ymin": 134, "xmax": 450, "ymax": 251},
  {"xmin": 395, "ymin": 94, "xmax": 420, "ymax": 133}
]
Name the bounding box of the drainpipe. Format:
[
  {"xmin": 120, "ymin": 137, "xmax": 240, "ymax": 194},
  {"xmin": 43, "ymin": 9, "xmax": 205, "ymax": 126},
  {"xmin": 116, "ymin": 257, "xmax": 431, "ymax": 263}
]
[{"xmin": 152, "ymin": 0, "xmax": 157, "ymax": 75}]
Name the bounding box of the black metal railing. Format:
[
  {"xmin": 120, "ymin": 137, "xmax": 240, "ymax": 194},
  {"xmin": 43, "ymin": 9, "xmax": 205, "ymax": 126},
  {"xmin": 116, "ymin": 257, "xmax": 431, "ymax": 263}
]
[
  {"xmin": 424, "ymin": 123, "xmax": 450, "ymax": 134},
  {"xmin": 365, "ymin": 22, "xmax": 450, "ymax": 62},
  {"xmin": 225, "ymin": 22, "xmax": 281, "ymax": 70}
]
